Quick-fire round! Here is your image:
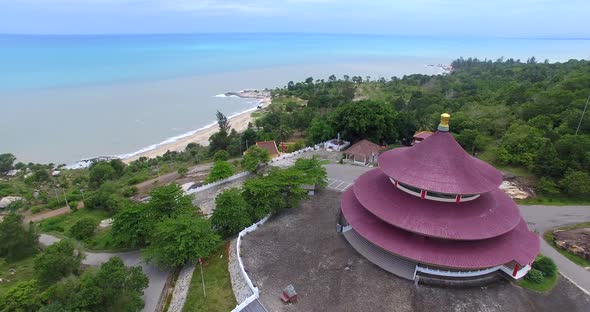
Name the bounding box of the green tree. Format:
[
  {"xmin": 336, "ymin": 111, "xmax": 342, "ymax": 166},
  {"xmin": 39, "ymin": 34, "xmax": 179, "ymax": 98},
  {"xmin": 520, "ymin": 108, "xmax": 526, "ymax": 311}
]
[
  {"xmin": 560, "ymin": 170, "xmax": 590, "ymax": 195},
  {"xmin": 216, "ymin": 110, "xmax": 231, "ymax": 133},
  {"xmin": 112, "ymin": 203, "xmax": 152, "ymax": 248},
  {"xmin": 0, "ymin": 212, "xmax": 38, "ymax": 260},
  {"xmin": 307, "ymin": 117, "xmax": 335, "ymax": 144},
  {"xmin": 75, "ymin": 257, "xmax": 148, "ymax": 312},
  {"xmin": 330, "ymin": 100, "xmax": 399, "ymax": 144},
  {"xmin": 142, "ymin": 213, "xmax": 220, "ymax": 268},
  {"xmin": 292, "ymin": 156, "xmax": 328, "ymax": 187},
  {"xmin": 89, "ymin": 162, "xmax": 117, "ymax": 188},
  {"xmin": 69, "ymin": 217, "xmax": 98, "ymax": 241},
  {"xmin": 241, "ymin": 146, "xmax": 270, "ymax": 173},
  {"xmin": 498, "ymin": 124, "xmax": 547, "ymax": 169},
  {"xmin": 211, "ymin": 188, "xmax": 252, "ymax": 237},
  {"xmin": 84, "ymin": 181, "xmax": 121, "ymax": 212},
  {"xmin": 0, "ymin": 280, "xmax": 41, "ymax": 312},
  {"xmin": 205, "ymin": 161, "xmax": 234, "ymax": 183},
  {"xmin": 213, "ymin": 150, "xmax": 230, "ymax": 162},
  {"xmin": 0, "ymin": 153, "xmax": 16, "ymax": 174},
  {"xmin": 148, "ymin": 184, "xmax": 194, "ymax": 216},
  {"xmin": 34, "ymin": 240, "xmax": 83, "ymax": 286}
]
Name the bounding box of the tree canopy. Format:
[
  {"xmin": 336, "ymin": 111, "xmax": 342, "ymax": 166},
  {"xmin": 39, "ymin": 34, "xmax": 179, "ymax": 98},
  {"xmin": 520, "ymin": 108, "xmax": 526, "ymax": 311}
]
[{"xmin": 241, "ymin": 146, "xmax": 270, "ymax": 173}]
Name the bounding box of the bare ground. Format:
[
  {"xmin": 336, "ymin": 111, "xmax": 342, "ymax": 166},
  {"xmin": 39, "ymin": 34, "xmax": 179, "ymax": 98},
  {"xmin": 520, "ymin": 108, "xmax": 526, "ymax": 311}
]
[{"xmin": 241, "ymin": 190, "xmax": 590, "ymax": 312}]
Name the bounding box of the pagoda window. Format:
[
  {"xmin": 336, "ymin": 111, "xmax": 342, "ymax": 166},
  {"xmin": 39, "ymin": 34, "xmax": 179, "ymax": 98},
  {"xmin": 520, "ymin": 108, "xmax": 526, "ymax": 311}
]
[{"xmin": 426, "ymin": 191, "xmax": 456, "ymax": 199}]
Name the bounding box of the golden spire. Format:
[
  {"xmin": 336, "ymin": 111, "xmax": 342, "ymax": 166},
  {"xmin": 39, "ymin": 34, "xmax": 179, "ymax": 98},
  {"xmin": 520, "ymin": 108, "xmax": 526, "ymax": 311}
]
[{"xmin": 438, "ymin": 113, "xmax": 451, "ymax": 131}]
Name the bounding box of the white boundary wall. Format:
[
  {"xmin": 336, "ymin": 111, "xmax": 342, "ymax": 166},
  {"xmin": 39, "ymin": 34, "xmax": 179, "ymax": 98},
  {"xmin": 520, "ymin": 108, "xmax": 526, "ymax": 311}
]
[{"xmin": 231, "ymin": 214, "xmax": 271, "ymax": 312}]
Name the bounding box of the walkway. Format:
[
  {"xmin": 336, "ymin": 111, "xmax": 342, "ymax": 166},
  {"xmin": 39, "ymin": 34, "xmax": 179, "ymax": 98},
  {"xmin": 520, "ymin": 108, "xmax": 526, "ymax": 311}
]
[{"xmin": 39, "ymin": 234, "xmax": 169, "ymax": 312}]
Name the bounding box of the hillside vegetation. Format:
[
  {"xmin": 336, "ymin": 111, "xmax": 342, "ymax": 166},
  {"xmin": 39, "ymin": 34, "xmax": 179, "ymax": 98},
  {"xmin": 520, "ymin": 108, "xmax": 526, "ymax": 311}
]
[{"xmin": 266, "ymin": 58, "xmax": 590, "ymax": 197}]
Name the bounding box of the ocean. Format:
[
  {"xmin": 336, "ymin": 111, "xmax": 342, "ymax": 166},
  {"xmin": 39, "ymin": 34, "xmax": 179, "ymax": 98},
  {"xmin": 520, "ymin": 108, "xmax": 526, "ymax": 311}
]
[{"xmin": 1, "ymin": 33, "xmax": 589, "ymax": 164}]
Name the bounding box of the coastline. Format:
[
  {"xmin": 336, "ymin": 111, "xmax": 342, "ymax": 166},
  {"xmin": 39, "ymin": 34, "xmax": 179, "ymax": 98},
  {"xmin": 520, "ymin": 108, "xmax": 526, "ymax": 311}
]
[{"xmin": 121, "ymin": 92, "xmax": 271, "ymax": 164}]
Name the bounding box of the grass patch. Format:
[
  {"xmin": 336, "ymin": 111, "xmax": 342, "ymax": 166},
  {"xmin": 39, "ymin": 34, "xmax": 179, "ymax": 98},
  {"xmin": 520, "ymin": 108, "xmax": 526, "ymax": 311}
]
[
  {"xmin": 38, "ymin": 208, "xmax": 110, "ymax": 234},
  {"xmin": 183, "ymin": 242, "xmax": 236, "ymax": 312},
  {"xmin": 37, "ymin": 209, "xmax": 128, "ymax": 251},
  {"xmin": 518, "ymin": 273, "xmax": 558, "ymax": 292},
  {"xmin": 518, "ymin": 195, "xmax": 590, "ymax": 206},
  {"xmin": 543, "ymin": 222, "xmax": 590, "ymax": 268},
  {"xmin": 0, "ymin": 256, "xmax": 36, "ymax": 296}
]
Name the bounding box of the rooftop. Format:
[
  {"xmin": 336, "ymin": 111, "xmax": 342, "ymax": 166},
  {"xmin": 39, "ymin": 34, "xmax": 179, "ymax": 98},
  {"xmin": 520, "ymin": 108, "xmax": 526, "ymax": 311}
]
[
  {"xmin": 378, "ymin": 131, "xmax": 503, "ymax": 195},
  {"xmin": 344, "ymin": 139, "xmax": 382, "ymax": 159},
  {"xmin": 256, "ymin": 141, "xmax": 280, "ymax": 157},
  {"xmin": 353, "ymin": 169, "xmax": 521, "ymax": 240},
  {"xmin": 341, "ymin": 188, "xmax": 539, "ymax": 269}
]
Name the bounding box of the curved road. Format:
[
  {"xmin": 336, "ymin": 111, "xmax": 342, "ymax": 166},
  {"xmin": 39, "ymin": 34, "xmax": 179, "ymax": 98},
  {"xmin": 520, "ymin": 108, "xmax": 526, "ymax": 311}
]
[
  {"xmin": 324, "ymin": 164, "xmax": 590, "ymax": 294},
  {"xmin": 520, "ymin": 205, "xmax": 590, "ymax": 294},
  {"xmin": 39, "ymin": 234, "xmax": 169, "ymax": 312}
]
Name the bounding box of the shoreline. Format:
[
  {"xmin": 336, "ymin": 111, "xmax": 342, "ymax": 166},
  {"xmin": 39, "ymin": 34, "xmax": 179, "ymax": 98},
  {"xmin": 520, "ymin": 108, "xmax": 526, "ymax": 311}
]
[
  {"xmin": 65, "ymin": 91, "xmax": 271, "ymax": 169},
  {"xmin": 120, "ymin": 92, "xmax": 271, "ymax": 164}
]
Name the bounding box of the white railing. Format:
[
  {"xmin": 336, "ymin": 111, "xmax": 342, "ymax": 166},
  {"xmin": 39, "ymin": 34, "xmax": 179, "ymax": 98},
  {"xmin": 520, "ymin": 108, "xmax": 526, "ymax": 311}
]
[
  {"xmin": 268, "ymin": 146, "xmax": 315, "ymax": 164},
  {"xmin": 231, "ymin": 214, "xmax": 271, "ymax": 312},
  {"xmin": 416, "ymin": 265, "xmax": 502, "ymax": 278},
  {"xmin": 416, "ymin": 264, "xmax": 531, "ymax": 280},
  {"xmin": 185, "ymin": 171, "xmax": 251, "ymax": 195}
]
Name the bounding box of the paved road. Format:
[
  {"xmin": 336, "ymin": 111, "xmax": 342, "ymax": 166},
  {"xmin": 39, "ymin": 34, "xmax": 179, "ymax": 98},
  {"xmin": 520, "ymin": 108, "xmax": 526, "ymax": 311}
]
[
  {"xmin": 323, "ymin": 164, "xmax": 590, "ymax": 294},
  {"xmin": 520, "ymin": 205, "xmax": 590, "ymax": 294},
  {"xmin": 39, "ymin": 234, "xmax": 169, "ymax": 312}
]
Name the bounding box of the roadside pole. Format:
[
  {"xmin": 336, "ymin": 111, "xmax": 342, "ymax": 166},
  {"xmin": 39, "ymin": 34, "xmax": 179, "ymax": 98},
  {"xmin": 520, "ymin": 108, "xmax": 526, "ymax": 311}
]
[{"xmin": 199, "ymin": 257, "xmax": 206, "ymax": 297}]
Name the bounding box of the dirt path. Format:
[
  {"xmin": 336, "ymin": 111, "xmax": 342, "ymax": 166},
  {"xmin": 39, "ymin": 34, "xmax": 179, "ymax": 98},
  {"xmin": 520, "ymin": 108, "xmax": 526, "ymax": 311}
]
[{"xmin": 23, "ymin": 205, "xmax": 75, "ymax": 223}]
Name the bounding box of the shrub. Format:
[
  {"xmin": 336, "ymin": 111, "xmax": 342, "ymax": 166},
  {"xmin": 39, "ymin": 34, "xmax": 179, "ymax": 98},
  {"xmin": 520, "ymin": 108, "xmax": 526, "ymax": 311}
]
[
  {"xmin": 213, "ymin": 150, "xmax": 230, "ymax": 162},
  {"xmin": 205, "ymin": 161, "xmax": 234, "ymax": 183},
  {"xmin": 69, "ymin": 217, "xmax": 98, "ymax": 240},
  {"xmin": 177, "ymin": 166, "xmax": 188, "ymax": 177},
  {"xmin": 533, "ymin": 256, "xmax": 557, "ymax": 277},
  {"xmin": 525, "ymin": 268, "xmax": 544, "ymax": 284}
]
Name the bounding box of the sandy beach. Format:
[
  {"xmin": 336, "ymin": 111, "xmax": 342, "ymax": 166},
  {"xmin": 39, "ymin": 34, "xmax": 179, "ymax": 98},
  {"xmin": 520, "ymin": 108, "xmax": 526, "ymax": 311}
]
[{"xmin": 123, "ymin": 93, "xmax": 271, "ymax": 163}]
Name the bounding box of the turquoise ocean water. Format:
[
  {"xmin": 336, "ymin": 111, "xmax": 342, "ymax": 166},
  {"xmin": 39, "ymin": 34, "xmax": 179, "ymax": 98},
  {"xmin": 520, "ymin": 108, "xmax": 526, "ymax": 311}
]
[{"xmin": 1, "ymin": 34, "xmax": 589, "ymax": 164}]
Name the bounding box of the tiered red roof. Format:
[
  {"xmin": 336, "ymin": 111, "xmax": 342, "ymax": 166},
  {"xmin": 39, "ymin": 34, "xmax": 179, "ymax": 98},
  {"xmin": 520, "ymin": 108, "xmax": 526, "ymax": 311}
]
[{"xmin": 340, "ymin": 113, "xmax": 540, "ymax": 270}]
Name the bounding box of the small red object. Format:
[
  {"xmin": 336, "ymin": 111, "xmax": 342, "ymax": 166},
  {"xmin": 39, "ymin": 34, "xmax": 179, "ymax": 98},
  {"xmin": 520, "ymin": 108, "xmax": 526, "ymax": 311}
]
[
  {"xmin": 198, "ymin": 257, "xmax": 203, "ymax": 264},
  {"xmin": 512, "ymin": 264, "xmax": 519, "ymax": 277}
]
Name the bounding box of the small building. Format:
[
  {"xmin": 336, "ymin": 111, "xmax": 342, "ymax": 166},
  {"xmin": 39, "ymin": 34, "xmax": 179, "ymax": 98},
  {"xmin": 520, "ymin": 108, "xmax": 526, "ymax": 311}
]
[
  {"xmin": 256, "ymin": 141, "xmax": 281, "ymax": 159},
  {"xmin": 411, "ymin": 131, "xmax": 433, "ymax": 145},
  {"xmin": 343, "ymin": 139, "xmax": 382, "ymax": 165},
  {"xmin": 5, "ymin": 169, "xmax": 20, "ymax": 177},
  {"xmin": 325, "ymin": 139, "xmax": 350, "ymax": 151}
]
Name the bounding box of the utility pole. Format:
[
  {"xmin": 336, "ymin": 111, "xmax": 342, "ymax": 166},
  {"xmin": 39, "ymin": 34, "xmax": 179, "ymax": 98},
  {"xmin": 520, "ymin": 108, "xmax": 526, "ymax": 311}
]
[
  {"xmin": 62, "ymin": 188, "xmax": 70, "ymax": 209},
  {"xmin": 575, "ymin": 93, "xmax": 590, "ymax": 135}
]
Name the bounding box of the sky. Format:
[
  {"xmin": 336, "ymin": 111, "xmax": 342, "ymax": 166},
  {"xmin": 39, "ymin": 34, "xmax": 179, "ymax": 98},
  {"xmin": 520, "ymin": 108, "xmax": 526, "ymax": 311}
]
[{"xmin": 0, "ymin": 0, "xmax": 589, "ymax": 37}]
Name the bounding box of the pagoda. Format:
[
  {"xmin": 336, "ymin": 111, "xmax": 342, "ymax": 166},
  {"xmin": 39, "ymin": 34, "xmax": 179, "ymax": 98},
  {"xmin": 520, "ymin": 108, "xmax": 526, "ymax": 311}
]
[{"xmin": 338, "ymin": 113, "xmax": 539, "ymax": 283}]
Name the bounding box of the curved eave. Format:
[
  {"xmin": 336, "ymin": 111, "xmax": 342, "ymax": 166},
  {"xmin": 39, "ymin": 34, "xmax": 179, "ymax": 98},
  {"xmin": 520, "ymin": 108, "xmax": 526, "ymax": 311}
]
[
  {"xmin": 378, "ymin": 132, "xmax": 503, "ymax": 195},
  {"xmin": 341, "ymin": 188, "xmax": 539, "ymax": 269},
  {"xmin": 353, "ymin": 169, "xmax": 521, "ymax": 240}
]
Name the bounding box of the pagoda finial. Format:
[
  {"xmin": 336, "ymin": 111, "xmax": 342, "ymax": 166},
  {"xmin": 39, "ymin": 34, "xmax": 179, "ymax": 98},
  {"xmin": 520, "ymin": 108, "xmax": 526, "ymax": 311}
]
[{"xmin": 438, "ymin": 113, "xmax": 451, "ymax": 131}]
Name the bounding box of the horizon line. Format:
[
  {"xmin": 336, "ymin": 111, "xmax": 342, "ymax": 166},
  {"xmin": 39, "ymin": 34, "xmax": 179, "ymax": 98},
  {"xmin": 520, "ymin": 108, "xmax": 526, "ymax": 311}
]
[{"xmin": 1, "ymin": 32, "xmax": 589, "ymax": 41}]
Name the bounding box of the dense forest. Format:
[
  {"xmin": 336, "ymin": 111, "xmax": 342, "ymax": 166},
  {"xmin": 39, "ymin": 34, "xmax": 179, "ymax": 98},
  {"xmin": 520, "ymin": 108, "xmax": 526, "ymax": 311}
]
[{"xmin": 253, "ymin": 58, "xmax": 590, "ymax": 196}]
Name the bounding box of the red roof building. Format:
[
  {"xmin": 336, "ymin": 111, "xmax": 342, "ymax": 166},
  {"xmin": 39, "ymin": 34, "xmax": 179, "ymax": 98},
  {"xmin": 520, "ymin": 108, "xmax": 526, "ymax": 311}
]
[
  {"xmin": 339, "ymin": 113, "xmax": 539, "ymax": 283},
  {"xmin": 256, "ymin": 141, "xmax": 280, "ymax": 159},
  {"xmin": 343, "ymin": 139, "xmax": 382, "ymax": 165}
]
